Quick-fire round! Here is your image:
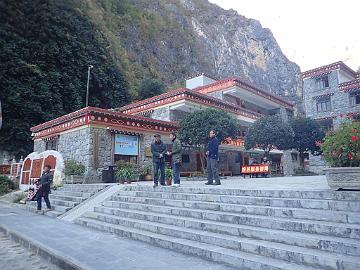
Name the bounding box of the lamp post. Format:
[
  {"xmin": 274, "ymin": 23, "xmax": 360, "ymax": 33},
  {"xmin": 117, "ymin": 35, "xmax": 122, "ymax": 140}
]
[{"xmin": 86, "ymin": 65, "xmax": 93, "ymax": 107}]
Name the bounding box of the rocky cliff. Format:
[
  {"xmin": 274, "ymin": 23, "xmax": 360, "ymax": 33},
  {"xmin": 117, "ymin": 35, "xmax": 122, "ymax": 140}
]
[{"xmin": 79, "ymin": 0, "xmax": 301, "ymax": 103}]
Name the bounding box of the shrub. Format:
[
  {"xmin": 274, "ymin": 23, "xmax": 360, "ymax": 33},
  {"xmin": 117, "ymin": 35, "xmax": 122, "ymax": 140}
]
[
  {"xmin": 115, "ymin": 161, "xmax": 139, "ymax": 183},
  {"xmin": 64, "ymin": 160, "xmax": 86, "ymax": 176},
  {"xmin": 320, "ymin": 120, "xmax": 360, "ymax": 167},
  {"xmin": 0, "ymin": 175, "xmax": 15, "ymax": 195}
]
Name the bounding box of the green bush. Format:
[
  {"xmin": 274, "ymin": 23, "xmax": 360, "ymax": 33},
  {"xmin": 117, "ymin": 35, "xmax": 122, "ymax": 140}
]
[
  {"xmin": 115, "ymin": 161, "xmax": 139, "ymax": 183},
  {"xmin": 0, "ymin": 175, "xmax": 15, "ymax": 195},
  {"xmin": 320, "ymin": 120, "xmax": 360, "ymax": 167},
  {"xmin": 64, "ymin": 160, "xmax": 86, "ymax": 176}
]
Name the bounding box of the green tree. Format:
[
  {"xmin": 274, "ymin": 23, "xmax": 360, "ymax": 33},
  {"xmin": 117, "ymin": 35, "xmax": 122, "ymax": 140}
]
[
  {"xmin": 290, "ymin": 117, "xmax": 325, "ymax": 168},
  {"xmin": 0, "ymin": 0, "xmax": 130, "ymax": 158},
  {"xmin": 178, "ymin": 108, "xmax": 239, "ymax": 172},
  {"xmin": 138, "ymin": 78, "xmax": 166, "ymax": 100},
  {"xmin": 245, "ymin": 115, "xmax": 294, "ymax": 157}
]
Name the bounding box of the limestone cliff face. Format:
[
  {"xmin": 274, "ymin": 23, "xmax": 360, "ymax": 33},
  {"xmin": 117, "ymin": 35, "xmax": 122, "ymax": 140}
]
[{"xmin": 80, "ymin": 0, "xmax": 302, "ymax": 105}]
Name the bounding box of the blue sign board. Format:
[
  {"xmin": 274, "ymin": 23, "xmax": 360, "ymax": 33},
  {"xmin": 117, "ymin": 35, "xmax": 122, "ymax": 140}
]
[{"xmin": 114, "ymin": 134, "xmax": 139, "ymax": 156}]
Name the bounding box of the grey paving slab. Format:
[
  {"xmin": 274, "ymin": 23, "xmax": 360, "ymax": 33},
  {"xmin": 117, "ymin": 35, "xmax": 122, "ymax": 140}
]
[{"xmin": 0, "ymin": 204, "xmax": 236, "ymax": 270}]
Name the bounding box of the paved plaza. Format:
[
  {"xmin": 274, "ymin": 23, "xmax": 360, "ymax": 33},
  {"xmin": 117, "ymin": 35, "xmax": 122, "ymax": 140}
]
[{"xmin": 0, "ymin": 204, "xmax": 236, "ymax": 270}]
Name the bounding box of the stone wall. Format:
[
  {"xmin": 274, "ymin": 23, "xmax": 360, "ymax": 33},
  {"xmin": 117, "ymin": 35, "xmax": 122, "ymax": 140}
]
[
  {"xmin": 308, "ymin": 154, "xmax": 328, "ymax": 175},
  {"xmin": 170, "ymin": 109, "xmax": 189, "ymax": 123},
  {"xmin": 303, "ymin": 70, "xmax": 354, "ymax": 129},
  {"xmin": 151, "ymin": 107, "xmax": 171, "ymax": 121},
  {"xmin": 34, "ymin": 140, "xmax": 46, "ymax": 153}
]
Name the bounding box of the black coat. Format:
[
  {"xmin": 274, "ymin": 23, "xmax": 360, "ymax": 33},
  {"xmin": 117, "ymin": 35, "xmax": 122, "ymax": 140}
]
[
  {"xmin": 39, "ymin": 171, "xmax": 53, "ymax": 192},
  {"xmin": 151, "ymin": 140, "xmax": 167, "ymax": 163},
  {"xmin": 207, "ymin": 137, "xmax": 219, "ymax": 160}
]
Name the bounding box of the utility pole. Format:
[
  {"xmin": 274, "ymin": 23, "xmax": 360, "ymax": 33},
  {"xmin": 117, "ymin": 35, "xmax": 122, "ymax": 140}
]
[{"xmin": 86, "ymin": 65, "xmax": 93, "ymax": 107}]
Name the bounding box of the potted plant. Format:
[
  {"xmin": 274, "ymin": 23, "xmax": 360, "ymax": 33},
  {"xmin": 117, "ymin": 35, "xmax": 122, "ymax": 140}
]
[
  {"xmin": 165, "ymin": 167, "xmax": 172, "ymax": 186},
  {"xmin": 115, "ymin": 162, "xmax": 138, "ymax": 184},
  {"xmin": 144, "ymin": 164, "xmax": 153, "ymax": 181},
  {"xmin": 320, "ymin": 118, "xmax": 360, "ymax": 190},
  {"xmin": 64, "ymin": 160, "xmax": 86, "ymax": 184}
]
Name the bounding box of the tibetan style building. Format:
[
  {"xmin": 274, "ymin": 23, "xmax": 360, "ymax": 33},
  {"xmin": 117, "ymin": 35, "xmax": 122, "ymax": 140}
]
[{"xmin": 30, "ymin": 74, "xmax": 297, "ymax": 182}]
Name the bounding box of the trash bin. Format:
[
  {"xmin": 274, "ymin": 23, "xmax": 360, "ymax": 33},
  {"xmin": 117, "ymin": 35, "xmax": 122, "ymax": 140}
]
[{"xmin": 102, "ymin": 166, "xmax": 115, "ymax": 183}]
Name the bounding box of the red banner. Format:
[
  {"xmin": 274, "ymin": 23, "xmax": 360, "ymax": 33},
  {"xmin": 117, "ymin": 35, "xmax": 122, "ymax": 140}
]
[{"xmin": 241, "ymin": 165, "xmax": 269, "ymax": 174}]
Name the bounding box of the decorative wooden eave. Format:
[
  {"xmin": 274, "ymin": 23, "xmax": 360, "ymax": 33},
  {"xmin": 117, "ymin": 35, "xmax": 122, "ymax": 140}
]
[
  {"xmin": 312, "ymin": 93, "xmax": 334, "ymax": 100},
  {"xmin": 31, "ymin": 107, "xmax": 178, "ymax": 139},
  {"xmin": 339, "ymin": 79, "xmax": 360, "ymax": 92},
  {"xmin": 193, "ymin": 77, "xmax": 294, "ymax": 109},
  {"xmin": 118, "ymin": 88, "xmax": 263, "ymax": 119},
  {"xmin": 302, "ymin": 61, "xmax": 357, "ymax": 79}
]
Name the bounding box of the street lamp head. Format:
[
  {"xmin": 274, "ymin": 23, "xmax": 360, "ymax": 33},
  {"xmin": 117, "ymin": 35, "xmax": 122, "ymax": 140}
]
[{"xmin": 88, "ymin": 65, "xmax": 93, "ymax": 69}]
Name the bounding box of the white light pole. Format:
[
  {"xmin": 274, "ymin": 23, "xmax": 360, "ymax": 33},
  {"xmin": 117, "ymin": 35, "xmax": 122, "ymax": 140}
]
[{"xmin": 86, "ymin": 65, "xmax": 93, "ymax": 107}]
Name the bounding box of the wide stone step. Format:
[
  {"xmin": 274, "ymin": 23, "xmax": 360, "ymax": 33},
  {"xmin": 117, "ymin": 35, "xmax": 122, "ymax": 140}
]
[
  {"xmin": 75, "ymin": 216, "xmax": 320, "ymax": 270},
  {"xmin": 49, "ymin": 194, "xmax": 86, "ymax": 202},
  {"xmin": 51, "ymin": 191, "xmax": 92, "ymax": 198},
  {"xmin": 123, "ymin": 186, "xmax": 360, "ymax": 201},
  {"xmin": 116, "ymin": 191, "xmax": 360, "ymax": 212},
  {"xmin": 82, "ymin": 211, "xmax": 359, "ymax": 270},
  {"xmin": 94, "ymin": 205, "xmax": 360, "ymax": 240},
  {"xmin": 110, "ymin": 195, "xmax": 360, "ymax": 224},
  {"xmin": 50, "ymin": 198, "xmax": 79, "ymax": 208}
]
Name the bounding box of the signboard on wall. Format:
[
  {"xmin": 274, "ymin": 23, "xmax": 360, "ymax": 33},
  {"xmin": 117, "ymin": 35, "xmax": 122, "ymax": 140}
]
[{"xmin": 115, "ymin": 134, "xmax": 139, "ymax": 156}]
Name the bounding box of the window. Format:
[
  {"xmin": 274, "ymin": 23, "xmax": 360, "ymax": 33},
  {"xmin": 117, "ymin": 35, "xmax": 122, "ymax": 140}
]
[
  {"xmin": 316, "ymin": 97, "xmax": 331, "ymax": 112},
  {"xmin": 315, "ymin": 76, "xmax": 329, "ymax": 89},
  {"xmin": 181, "ymin": 154, "xmax": 190, "ymax": 163},
  {"xmin": 291, "ymin": 153, "xmax": 298, "ymax": 162},
  {"xmin": 45, "ymin": 139, "xmax": 58, "ymax": 151},
  {"xmin": 350, "ymin": 92, "xmax": 360, "ymax": 106}
]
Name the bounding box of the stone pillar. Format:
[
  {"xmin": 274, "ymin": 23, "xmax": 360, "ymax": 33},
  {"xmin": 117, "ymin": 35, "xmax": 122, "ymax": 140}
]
[{"xmin": 281, "ymin": 150, "xmax": 294, "ymax": 176}]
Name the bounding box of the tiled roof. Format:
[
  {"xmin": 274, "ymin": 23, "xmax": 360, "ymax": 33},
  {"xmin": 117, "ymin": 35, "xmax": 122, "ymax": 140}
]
[
  {"xmin": 194, "ymin": 77, "xmax": 294, "ymax": 108},
  {"xmin": 118, "ymin": 88, "xmax": 263, "ymax": 119},
  {"xmin": 31, "ymin": 107, "xmax": 178, "ymax": 132},
  {"xmin": 302, "ymin": 61, "xmax": 357, "ymax": 79},
  {"xmin": 339, "ymin": 79, "xmax": 360, "ymax": 92}
]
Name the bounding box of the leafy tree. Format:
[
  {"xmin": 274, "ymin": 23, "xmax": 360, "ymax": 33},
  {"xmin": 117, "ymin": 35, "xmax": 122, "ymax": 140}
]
[
  {"xmin": 178, "ymin": 108, "xmax": 239, "ymax": 172},
  {"xmin": 0, "ymin": 0, "xmax": 130, "ymax": 158},
  {"xmin": 245, "ymin": 115, "xmax": 294, "ymax": 157},
  {"xmin": 290, "ymin": 117, "xmax": 325, "ymax": 168},
  {"xmin": 138, "ymin": 78, "xmax": 166, "ymax": 100}
]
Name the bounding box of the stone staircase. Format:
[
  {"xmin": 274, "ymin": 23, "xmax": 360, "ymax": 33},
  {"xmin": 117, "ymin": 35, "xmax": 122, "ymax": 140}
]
[
  {"xmin": 26, "ymin": 184, "xmax": 108, "ymax": 217},
  {"xmin": 75, "ymin": 186, "xmax": 360, "ymax": 270}
]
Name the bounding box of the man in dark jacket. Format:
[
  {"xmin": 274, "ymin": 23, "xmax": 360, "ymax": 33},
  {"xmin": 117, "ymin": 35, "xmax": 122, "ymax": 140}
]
[
  {"xmin": 151, "ymin": 134, "xmax": 167, "ymax": 187},
  {"xmin": 166, "ymin": 132, "xmax": 182, "ymax": 187},
  {"xmin": 205, "ymin": 130, "xmax": 221, "ymax": 185},
  {"xmin": 36, "ymin": 165, "xmax": 53, "ymax": 213}
]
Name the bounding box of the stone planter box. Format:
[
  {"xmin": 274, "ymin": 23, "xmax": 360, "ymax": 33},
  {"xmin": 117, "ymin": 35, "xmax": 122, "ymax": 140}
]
[{"xmin": 325, "ymin": 167, "xmax": 360, "ymax": 190}]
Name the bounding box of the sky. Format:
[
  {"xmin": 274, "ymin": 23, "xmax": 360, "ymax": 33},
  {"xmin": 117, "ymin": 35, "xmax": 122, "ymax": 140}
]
[{"xmin": 208, "ymin": 0, "xmax": 359, "ymax": 72}]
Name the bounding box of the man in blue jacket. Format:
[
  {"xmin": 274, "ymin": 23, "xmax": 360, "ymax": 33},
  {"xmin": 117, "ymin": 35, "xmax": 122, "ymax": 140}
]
[
  {"xmin": 151, "ymin": 134, "xmax": 167, "ymax": 187},
  {"xmin": 205, "ymin": 130, "xmax": 221, "ymax": 185}
]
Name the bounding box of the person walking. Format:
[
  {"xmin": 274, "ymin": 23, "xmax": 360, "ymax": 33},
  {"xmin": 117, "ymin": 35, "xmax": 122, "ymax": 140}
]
[
  {"xmin": 35, "ymin": 165, "xmax": 53, "ymax": 213},
  {"xmin": 151, "ymin": 134, "xmax": 167, "ymax": 188},
  {"xmin": 166, "ymin": 132, "xmax": 182, "ymax": 187},
  {"xmin": 205, "ymin": 130, "xmax": 221, "ymax": 185}
]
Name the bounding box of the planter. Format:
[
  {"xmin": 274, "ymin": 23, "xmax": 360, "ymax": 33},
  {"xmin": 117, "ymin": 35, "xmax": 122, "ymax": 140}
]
[
  {"xmin": 126, "ymin": 179, "xmax": 132, "ymax": 184},
  {"xmin": 65, "ymin": 175, "xmax": 84, "ymax": 184},
  {"xmin": 166, "ymin": 178, "xmax": 172, "ymax": 186},
  {"xmin": 325, "ymin": 167, "xmax": 360, "ymax": 190},
  {"xmin": 145, "ymin": 174, "xmax": 153, "ymax": 181}
]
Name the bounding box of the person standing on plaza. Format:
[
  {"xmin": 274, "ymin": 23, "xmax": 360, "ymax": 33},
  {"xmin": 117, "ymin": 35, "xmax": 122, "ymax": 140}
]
[
  {"xmin": 205, "ymin": 130, "xmax": 221, "ymax": 185},
  {"xmin": 35, "ymin": 165, "xmax": 53, "ymax": 213},
  {"xmin": 151, "ymin": 134, "xmax": 167, "ymax": 187},
  {"xmin": 166, "ymin": 132, "xmax": 182, "ymax": 187}
]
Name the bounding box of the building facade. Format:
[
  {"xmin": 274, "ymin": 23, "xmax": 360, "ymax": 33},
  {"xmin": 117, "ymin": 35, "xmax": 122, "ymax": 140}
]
[
  {"xmin": 30, "ymin": 74, "xmax": 299, "ymax": 181},
  {"xmin": 119, "ymin": 74, "xmax": 298, "ymax": 176},
  {"xmin": 302, "ymin": 61, "xmax": 360, "ymax": 173}
]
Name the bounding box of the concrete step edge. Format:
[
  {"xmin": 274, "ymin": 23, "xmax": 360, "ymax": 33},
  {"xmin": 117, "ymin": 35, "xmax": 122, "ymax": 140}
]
[
  {"xmin": 82, "ymin": 211, "xmax": 360, "ymax": 266},
  {"xmin": 75, "ymin": 216, "xmax": 319, "ymax": 270}
]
